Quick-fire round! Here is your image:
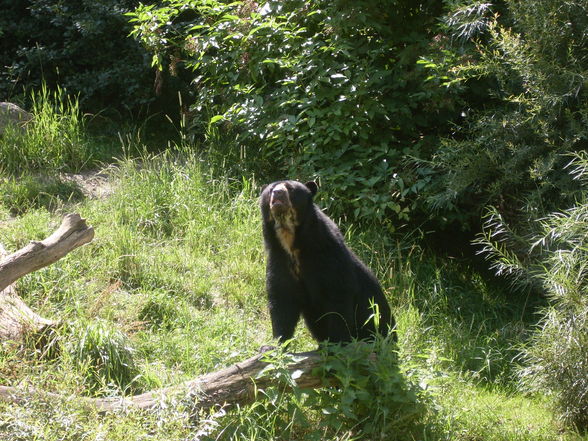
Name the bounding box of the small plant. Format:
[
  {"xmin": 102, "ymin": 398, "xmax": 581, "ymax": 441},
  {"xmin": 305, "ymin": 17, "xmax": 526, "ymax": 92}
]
[
  {"xmin": 66, "ymin": 319, "xmax": 143, "ymax": 395},
  {"xmin": 316, "ymin": 337, "xmax": 426, "ymax": 440}
]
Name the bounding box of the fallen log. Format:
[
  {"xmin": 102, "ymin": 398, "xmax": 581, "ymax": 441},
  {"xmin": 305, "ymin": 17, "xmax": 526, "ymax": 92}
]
[
  {"xmin": 0, "ymin": 214, "xmax": 94, "ymax": 342},
  {"xmin": 0, "ymin": 242, "xmax": 56, "ymax": 342},
  {"xmin": 0, "ymin": 213, "xmax": 94, "ymax": 293},
  {"xmin": 0, "ymin": 350, "xmax": 328, "ymax": 412}
]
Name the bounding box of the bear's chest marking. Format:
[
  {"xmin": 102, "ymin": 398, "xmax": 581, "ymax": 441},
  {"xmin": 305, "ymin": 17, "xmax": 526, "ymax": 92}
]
[{"xmin": 271, "ymin": 208, "xmax": 301, "ymax": 277}]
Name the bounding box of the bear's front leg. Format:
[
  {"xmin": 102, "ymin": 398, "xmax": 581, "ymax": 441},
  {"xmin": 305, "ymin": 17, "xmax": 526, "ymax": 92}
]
[
  {"xmin": 268, "ymin": 293, "xmax": 301, "ymax": 344},
  {"xmin": 266, "ymin": 264, "xmax": 302, "ymax": 344}
]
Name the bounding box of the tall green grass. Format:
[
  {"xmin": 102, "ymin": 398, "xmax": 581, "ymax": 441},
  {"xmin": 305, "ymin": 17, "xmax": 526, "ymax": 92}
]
[
  {"xmin": 0, "ymin": 86, "xmax": 95, "ymax": 173},
  {"xmin": 0, "ymin": 86, "xmax": 126, "ymax": 216}
]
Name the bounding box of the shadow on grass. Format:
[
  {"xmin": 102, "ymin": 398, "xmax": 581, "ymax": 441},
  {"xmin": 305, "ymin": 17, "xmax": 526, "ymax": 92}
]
[{"xmin": 0, "ymin": 174, "xmax": 85, "ymax": 215}]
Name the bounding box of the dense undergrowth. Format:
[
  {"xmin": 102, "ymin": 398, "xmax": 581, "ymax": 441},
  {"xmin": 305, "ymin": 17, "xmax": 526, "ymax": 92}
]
[{"xmin": 0, "ymin": 143, "xmax": 583, "ymax": 439}]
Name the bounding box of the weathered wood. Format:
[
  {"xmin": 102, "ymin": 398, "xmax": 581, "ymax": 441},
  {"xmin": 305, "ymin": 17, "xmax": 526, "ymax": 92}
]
[
  {"xmin": 0, "ymin": 214, "xmax": 94, "ymax": 342},
  {"xmin": 0, "ymin": 213, "xmax": 94, "ymax": 293},
  {"xmin": 0, "ymin": 351, "xmax": 329, "ymax": 412},
  {"xmin": 0, "ymin": 244, "xmax": 56, "ymax": 342}
]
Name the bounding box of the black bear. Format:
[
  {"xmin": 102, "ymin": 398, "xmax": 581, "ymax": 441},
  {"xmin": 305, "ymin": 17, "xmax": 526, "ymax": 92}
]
[{"xmin": 260, "ymin": 180, "xmax": 395, "ymax": 344}]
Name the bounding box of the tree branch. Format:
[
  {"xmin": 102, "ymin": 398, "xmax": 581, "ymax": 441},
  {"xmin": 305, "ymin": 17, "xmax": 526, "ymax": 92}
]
[
  {"xmin": 0, "ymin": 213, "xmax": 94, "ymax": 293},
  {"xmin": 0, "ymin": 351, "xmax": 329, "ymax": 412},
  {"xmin": 0, "ymin": 214, "xmax": 94, "ymax": 342}
]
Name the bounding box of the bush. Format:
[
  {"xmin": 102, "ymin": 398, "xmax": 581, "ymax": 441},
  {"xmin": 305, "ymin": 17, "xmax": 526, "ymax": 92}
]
[
  {"xmin": 523, "ymin": 306, "xmax": 588, "ymax": 430},
  {"xmin": 129, "ymin": 0, "xmax": 454, "ymax": 224},
  {"xmin": 216, "ymin": 337, "xmax": 426, "ymax": 440},
  {"xmin": 518, "ymin": 192, "xmax": 588, "ymax": 430},
  {"xmin": 477, "ymin": 153, "xmax": 588, "ymax": 430},
  {"xmin": 316, "ymin": 338, "xmax": 426, "ymax": 439},
  {"xmin": 0, "ymin": 0, "xmax": 154, "ymax": 115},
  {"xmin": 418, "ymin": 0, "xmax": 588, "ymax": 229}
]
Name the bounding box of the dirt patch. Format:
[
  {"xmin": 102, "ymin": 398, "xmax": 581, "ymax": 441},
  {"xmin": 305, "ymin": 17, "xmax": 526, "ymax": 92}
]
[{"xmin": 60, "ymin": 166, "xmax": 116, "ymax": 200}]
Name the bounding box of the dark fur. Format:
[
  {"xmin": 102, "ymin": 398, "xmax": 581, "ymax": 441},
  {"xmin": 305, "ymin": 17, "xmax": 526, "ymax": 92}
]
[{"xmin": 260, "ymin": 180, "xmax": 395, "ymax": 344}]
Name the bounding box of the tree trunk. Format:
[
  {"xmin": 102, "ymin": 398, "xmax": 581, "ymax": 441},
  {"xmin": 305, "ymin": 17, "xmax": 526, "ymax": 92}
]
[
  {"xmin": 0, "ymin": 350, "xmax": 329, "ymax": 412},
  {"xmin": 0, "ymin": 214, "xmax": 94, "ymax": 342}
]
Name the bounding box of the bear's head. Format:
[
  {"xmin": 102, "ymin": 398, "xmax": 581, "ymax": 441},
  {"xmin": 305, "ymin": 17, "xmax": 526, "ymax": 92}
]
[{"xmin": 260, "ymin": 180, "xmax": 318, "ymax": 227}]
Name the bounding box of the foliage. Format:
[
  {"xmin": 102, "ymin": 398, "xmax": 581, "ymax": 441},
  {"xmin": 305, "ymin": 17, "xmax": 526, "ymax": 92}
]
[
  {"xmin": 419, "ymin": 1, "xmax": 588, "ymax": 428},
  {"xmin": 476, "ymin": 152, "xmax": 588, "ymax": 430},
  {"xmin": 128, "ymin": 0, "xmax": 455, "ymax": 225},
  {"xmin": 418, "ymin": 0, "xmax": 588, "ymax": 229},
  {"xmin": 219, "ymin": 338, "xmax": 426, "ymax": 441},
  {"xmin": 317, "ymin": 338, "xmax": 425, "ymax": 440},
  {"xmin": 0, "ymin": 0, "xmax": 154, "ymax": 115}
]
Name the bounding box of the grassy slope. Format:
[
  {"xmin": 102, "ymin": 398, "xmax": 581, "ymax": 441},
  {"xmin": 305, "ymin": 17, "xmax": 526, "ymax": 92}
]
[{"xmin": 0, "ymin": 151, "xmax": 585, "ymax": 440}]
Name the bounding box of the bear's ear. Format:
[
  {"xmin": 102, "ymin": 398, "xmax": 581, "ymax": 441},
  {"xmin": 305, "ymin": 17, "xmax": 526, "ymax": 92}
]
[{"xmin": 305, "ymin": 181, "xmax": 318, "ymax": 196}]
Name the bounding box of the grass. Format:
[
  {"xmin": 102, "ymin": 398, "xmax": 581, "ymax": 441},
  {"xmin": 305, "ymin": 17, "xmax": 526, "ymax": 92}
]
[
  {"xmin": 427, "ymin": 379, "xmax": 572, "ymax": 441},
  {"xmin": 0, "ymin": 85, "xmax": 155, "ymax": 216},
  {"xmin": 0, "ymin": 142, "xmax": 586, "ymax": 439},
  {"xmin": 0, "ymin": 174, "xmax": 84, "ymax": 215},
  {"xmin": 1, "ymin": 85, "xmax": 98, "ymax": 174}
]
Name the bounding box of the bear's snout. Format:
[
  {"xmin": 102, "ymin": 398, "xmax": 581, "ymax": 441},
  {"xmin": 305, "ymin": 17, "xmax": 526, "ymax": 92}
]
[{"xmin": 270, "ymin": 185, "xmax": 290, "ymax": 214}]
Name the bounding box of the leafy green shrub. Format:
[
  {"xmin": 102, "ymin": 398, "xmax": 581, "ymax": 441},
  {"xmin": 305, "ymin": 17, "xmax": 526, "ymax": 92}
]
[
  {"xmin": 0, "ymin": 0, "xmax": 154, "ymax": 115},
  {"xmin": 215, "ymin": 337, "xmax": 426, "ymax": 441},
  {"xmin": 129, "ymin": 0, "xmax": 453, "ymax": 224},
  {"xmin": 418, "ymin": 0, "xmax": 588, "ymax": 229},
  {"xmin": 316, "ymin": 338, "xmax": 425, "ymax": 439},
  {"xmin": 518, "ymin": 196, "xmax": 588, "ymax": 430}
]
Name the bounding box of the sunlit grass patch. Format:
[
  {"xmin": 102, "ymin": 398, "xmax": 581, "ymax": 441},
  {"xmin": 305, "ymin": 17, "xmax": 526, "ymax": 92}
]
[
  {"xmin": 429, "ymin": 379, "xmax": 568, "ymax": 441},
  {"xmin": 0, "ymin": 86, "xmax": 96, "ymax": 174}
]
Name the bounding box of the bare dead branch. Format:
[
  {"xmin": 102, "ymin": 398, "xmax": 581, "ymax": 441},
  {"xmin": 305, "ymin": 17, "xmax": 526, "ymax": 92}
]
[
  {"xmin": 0, "ymin": 351, "xmax": 329, "ymax": 412},
  {"xmin": 0, "ymin": 213, "xmax": 94, "ymax": 293},
  {"xmin": 0, "ymin": 214, "xmax": 94, "ymax": 342}
]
